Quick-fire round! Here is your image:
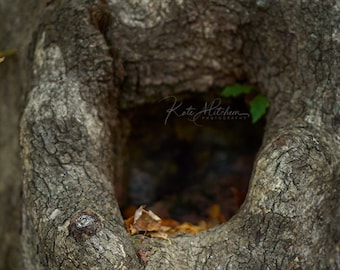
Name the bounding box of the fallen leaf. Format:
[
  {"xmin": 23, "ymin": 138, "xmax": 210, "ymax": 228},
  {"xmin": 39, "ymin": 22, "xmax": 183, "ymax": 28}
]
[
  {"xmin": 206, "ymin": 203, "xmax": 226, "ymax": 227},
  {"xmin": 208, "ymin": 204, "xmax": 221, "ymax": 219},
  {"xmin": 133, "ymin": 205, "xmax": 162, "ymax": 232},
  {"xmin": 168, "ymin": 222, "xmax": 206, "ymax": 235},
  {"xmin": 124, "ymin": 216, "xmax": 137, "ymax": 235},
  {"xmin": 149, "ymin": 231, "xmax": 171, "ymax": 243},
  {"xmin": 124, "ymin": 205, "xmax": 214, "ymax": 238},
  {"xmin": 123, "ymin": 205, "xmax": 137, "ymax": 219}
]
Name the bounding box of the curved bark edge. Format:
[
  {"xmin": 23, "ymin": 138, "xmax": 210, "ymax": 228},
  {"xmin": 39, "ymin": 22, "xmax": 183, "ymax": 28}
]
[{"xmin": 20, "ymin": 1, "xmax": 140, "ymax": 269}]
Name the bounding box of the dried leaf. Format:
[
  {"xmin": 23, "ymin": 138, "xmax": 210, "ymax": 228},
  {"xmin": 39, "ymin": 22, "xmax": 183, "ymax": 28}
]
[
  {"xmin": 148, "ymin": 231, "xmax": 171, "ymax": 242},
  {"xmin": 0, "ymin": 57, "xmax": 5, "ymax": 63},
  {"xmin": 160, "ymin": 218, "xmax": 180, "ymax": 228},
  {"xmin": 123, "ymin": 205, "xmax": 137, "ymax": 219},
  {"xmin": 206, "ymin": 204, "xmax": 226, "ymax": 227},
  {"xmin": 133, "ymin": 205, "xmax": 162, "ymax": 232},
  {"xmin": 124, "ymin": 216, "xmax": 137, "ymax": 234},
  {"xmin": 208, "ymin": 204, "xmax": 221, "ymax": 219},
  {"xmin": 124, "ymin": 205, "xmax": 213, "ymax": 238},
  {"xmin": 169, "ymin": 222, "xmax": 206, "ymax": 235}
]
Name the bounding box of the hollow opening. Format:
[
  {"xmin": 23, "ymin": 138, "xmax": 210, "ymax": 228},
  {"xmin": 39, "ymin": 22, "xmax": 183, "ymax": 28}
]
[{"xmin": 116, "ymin": 91, "xmax": 265, "ymax": 231}]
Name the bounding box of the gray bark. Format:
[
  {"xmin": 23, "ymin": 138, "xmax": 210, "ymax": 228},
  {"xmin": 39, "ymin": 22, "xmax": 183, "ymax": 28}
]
[{"xmin": 0, "ymin": 0, "xmax": 339, "ymax": 269}]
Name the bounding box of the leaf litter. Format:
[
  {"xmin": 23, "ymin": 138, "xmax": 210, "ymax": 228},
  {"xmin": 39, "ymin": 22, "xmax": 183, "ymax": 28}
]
[{"xmin": 124, "ymin": 197, "xmax": 243, "ymax": 240}]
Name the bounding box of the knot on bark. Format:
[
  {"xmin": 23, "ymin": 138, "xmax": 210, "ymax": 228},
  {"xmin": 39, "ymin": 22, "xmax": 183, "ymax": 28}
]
[{"xmin": 68, "ymin": 209, "xmax": 102, "ymax": 242}]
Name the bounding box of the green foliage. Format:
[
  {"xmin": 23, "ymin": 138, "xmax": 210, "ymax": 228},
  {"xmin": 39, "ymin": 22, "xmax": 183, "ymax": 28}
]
[
  {"xmin": 221, "ymin": 84, "xmax": 253, "ymax": 97},
  {"xmin": 249, "ymin": 94, "xmax": 269, "ymax": 123},
  {"xmin": 221, "ymin": 84, "xmax": 269, "ymax": 123}
]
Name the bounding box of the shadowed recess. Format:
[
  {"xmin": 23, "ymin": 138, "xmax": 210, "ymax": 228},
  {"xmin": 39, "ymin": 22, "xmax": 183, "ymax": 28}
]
[{"xmin": 116, "ymin": 92, "xmax": 265, "ymax": 226}]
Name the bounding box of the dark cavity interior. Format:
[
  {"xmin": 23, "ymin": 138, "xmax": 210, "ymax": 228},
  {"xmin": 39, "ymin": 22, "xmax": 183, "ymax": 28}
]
[{"xmin": 117, "ymin": 93, "xmax": 265, "ymax": 224}]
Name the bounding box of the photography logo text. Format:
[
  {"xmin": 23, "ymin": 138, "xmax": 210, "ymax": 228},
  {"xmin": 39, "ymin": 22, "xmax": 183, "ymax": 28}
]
[{"xmin": 161, "ymin": 96, "xmax": 250, "ymax": 126}]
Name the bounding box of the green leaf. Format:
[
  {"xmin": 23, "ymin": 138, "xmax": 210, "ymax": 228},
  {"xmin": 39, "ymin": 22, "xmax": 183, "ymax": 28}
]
[
  {"xmin": 221, "ymin": 84, "xmax": 253, "ymax": 97},
  {"xmin": 249, "ymin": 94, "xmax": 269, "ymax": 123}
]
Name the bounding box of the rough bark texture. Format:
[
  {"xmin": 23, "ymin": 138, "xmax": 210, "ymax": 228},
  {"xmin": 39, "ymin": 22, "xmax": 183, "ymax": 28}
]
[{"xmin": 0, "ymin": 0, "xmax": 339, "ymax": 269}]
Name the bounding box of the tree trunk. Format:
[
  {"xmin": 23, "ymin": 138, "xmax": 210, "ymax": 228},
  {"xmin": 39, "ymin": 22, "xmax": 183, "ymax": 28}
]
[{"xmin": 0, "ymin": 0, "xmax": 339, "ymax": 269}]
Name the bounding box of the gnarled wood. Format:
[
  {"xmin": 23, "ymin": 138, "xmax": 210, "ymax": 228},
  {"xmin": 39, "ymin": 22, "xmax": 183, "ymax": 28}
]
[{"xmin": 0, "ymin": 0, "xmax": 339, "ymax": 269}]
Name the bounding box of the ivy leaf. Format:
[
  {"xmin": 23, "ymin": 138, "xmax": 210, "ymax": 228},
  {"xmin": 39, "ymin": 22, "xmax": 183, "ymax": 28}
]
[
  {"xmin": 221, "ymin": 84, "xmax": 253, "ymax": 97},
  {"xmin": 249, "ymin": 94, "xmax": 269, "ymax": 123}
]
